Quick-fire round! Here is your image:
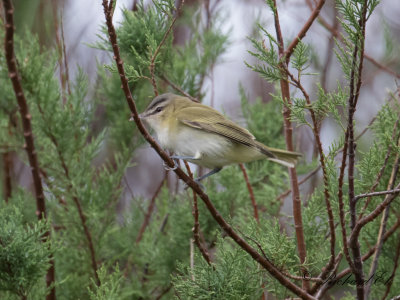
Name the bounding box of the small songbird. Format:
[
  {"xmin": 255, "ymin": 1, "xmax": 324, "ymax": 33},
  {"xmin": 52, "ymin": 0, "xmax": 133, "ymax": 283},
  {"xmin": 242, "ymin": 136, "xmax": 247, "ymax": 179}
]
[{"xmin": 138, "ymin": 93, "xmax": 301, "ymax": 183}]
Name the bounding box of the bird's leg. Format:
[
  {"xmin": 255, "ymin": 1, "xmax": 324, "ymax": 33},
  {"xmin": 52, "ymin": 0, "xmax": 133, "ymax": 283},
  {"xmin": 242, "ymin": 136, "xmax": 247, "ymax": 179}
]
[
  {"xmin": 183, "ymin": 167, "xmax": 222, "ymax": 191},
  {"xmin": 170, "ymin": 155, "xmax": 200, "ymax": 161},
  {"xmin": 194, "ymin": 167, "xmax": 223, "ymax": 182}
]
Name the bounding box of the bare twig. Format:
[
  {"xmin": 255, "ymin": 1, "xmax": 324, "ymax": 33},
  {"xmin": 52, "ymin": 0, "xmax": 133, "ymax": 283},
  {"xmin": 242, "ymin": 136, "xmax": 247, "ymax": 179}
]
[
  {"xmin": 355, "ymin": 189, "xmax": 400, "ymax": 202},
  {"xmin": 239, "ymin": 163, "xmax": 259, "ymax": 222},
  {"xmin": 2, "ymin": 152, "xmax": 12, "ymax": 202},
  {"xmin": 136, "ymin": 173, "xmax": 166, "ymax": 244},
  {"xmin": 149, "ymin": 1, "xmax": 184, "ymax": 96},
  {"xmin": 271, "ymin": 0, "xmax": 309, "ymax": 290},
  {"xmin": 184, "ymin": 161, "xmax": 212, "ymax": 265},
  {"xmin": 283, "ymin": 0, "xmax": 325, "ymax": 61},
  {"xmin": 102, "ymin": 2, "xmax": 315, "ymax": 298},
  {"xmin": 160, "ymin": 75, "xmax": 199, "ymax": 102},
  {"xmin": 285, "ymin": 70, "xmax": 336, "ymax": 277}
]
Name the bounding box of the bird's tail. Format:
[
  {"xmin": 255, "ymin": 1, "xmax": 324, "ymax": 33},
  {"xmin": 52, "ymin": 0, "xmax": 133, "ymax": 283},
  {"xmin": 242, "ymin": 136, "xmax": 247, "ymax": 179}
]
[{"xmin": 255, "ymin": 141, "xmax": 302, "ymax": 168}]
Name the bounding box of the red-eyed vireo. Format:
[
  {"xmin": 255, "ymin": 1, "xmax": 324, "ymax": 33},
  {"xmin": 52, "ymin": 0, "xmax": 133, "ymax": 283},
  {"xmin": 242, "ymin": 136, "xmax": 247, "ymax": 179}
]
[{"xmin": 138, "ymin": 93, "xmax": 301, "ymax": 183}]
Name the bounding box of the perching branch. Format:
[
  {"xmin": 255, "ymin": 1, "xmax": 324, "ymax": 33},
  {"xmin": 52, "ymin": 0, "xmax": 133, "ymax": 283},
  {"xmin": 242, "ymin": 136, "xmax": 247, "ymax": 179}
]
[
  {"xmin": 2, "ymin": 1, "xmax": 55, "ymax": 298},
  {"xmin": 102, "ymin": 2, "xmax": 315, "ymax": 298}
]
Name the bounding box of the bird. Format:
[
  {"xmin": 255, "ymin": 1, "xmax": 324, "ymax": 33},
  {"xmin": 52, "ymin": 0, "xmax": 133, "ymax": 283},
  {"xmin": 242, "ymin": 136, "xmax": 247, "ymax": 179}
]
[{"xmin": 138, "ymin": 93, "xmax": 301, "ymax": 183}]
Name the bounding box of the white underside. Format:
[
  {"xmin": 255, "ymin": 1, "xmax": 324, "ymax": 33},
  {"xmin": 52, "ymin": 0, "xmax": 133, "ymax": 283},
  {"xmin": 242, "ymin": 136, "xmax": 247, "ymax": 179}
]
[{"xmin": 156, "ymin": 125, "xmax": 233, "ymax": 168}]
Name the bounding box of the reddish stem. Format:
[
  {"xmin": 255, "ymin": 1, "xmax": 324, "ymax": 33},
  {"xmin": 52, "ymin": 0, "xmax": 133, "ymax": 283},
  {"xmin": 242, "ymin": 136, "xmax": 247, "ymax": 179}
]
[
  {"xmin": 136, "ymin": 174, "xmax": 166, "ymax": 244},
  {"xmin": 239, "ymin": 163, "xmax": 258, "ymax": 222}
]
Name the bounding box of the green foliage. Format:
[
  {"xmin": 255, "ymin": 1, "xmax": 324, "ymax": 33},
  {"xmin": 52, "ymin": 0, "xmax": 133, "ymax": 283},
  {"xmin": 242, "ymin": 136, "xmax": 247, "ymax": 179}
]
[
  {"xmin": 246, "ymin": 26, "xmax": 282, "ymax": 83},
  {"xmin": 173, "ymin": 238, "xmax": 263, "ymax": 300},
  {"xmin": 0, "ymin": 199, "xmax": 52, "ymax": 298},
  {"xmin": 88, "ymin": 265, "xmax": 123, "ymax": 300}
]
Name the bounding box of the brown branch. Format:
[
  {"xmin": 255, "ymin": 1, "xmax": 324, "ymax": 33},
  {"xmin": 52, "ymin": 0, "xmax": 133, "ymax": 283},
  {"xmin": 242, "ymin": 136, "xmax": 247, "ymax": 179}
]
[
  {"xmin": 2, "ymin": 152, "xmax": 12, "ymax": 202},
  {"xmin": 102, "ymin": 2, "xmax": 315, "ymax": 298},
  {"xmin": 317, "ymin": 216, "xmax": 400, "ymax": 299},
  {"xmin": 345, "ymin": 2, "xmax": 369, "ymax": 298},
  {"xmin": 283, "ymin": 0, "xmax": 325, "ymax": 61},
  {"xmin": 286, "ymin": 70, "xmax": 336, "ymax": 276},
  {"xmin": 271, "ymin": 0, "xmax": 309, "ymax": 290},
  {"xmin": 2, "ymin": 1, "xmax": 55, "ymax": 298},
  {"xmin": 160, "ymin": 75, "xmax": 199, "ymax": 102},
  {"xmin": 276, "ymin": 166, "xmax": 320, "ymax": 203},
  {"xmin": 239, "ymin": 163, "xmax": 259, "ymax": 222},
  {"xmin": 355, "ymin": 189, "xmax": 400, "ymax": 202},
  {"xmin": 149, "ymin": 1, "xmax": 183, "ymax": 96},
  {"xmin": 136, "ymin": 173, "xmax": 166, "ymax": 244},
  {"xmin": 184, "ymin": 161, "xmax": 212, "ymax": 265}
]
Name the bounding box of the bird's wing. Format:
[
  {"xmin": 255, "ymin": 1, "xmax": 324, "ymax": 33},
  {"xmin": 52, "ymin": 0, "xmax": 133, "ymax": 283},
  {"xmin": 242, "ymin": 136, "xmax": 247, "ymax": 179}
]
[{"xmin": 175, "ymin": 106, "xmax": 257, "ymax": 147}]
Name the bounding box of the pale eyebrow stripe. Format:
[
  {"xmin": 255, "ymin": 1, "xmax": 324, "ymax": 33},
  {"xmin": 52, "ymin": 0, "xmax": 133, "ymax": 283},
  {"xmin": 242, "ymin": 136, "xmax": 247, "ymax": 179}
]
[{"xmin": 148, "ymin": 97, "xmax": 167, "ymax": 111}]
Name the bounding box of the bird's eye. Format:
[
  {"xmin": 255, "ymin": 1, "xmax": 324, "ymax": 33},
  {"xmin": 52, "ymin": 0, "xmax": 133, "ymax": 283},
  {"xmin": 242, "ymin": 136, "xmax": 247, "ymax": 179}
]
[{"xmin": 155, "ymin": 107, "xmax": 163, "ymax": 113}]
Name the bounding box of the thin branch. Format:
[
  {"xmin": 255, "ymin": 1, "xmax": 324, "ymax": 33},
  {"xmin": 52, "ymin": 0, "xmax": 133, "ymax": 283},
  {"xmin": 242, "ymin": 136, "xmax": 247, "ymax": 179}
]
[
  {"xmin": 286, "ymin": 70, "xmax": 336, "ymax": 275},
  {"xmin": 276, "ymin": 166, "xmax": 320, "ymax": 203},
  {"xmin": 355, "ymin": 189, "xmax": 400, "ymax": 202},
  {"xmin": 184, "ymin": 161, "xmax": 212, "ymax": 265},
  {"xmin": 366, "ymin": 138, "xmax": 400, "ymax": 297},
  {"xmin": 149, "ymin": 1, "xmax": 184, "ymax": 96},
  {"xmin": 346, "ymin": 2, "xmax": 369, "ymax": 298},
  {"xmin": 36, "ymin": 102, "xmax": 100, "ymax": 287},
  {"xmin": 239, "ymin": 163, "xmax": 259, "ymax": 222},
  {"xmin": 2, "ymin": 151, "xmax": 12, "ymax": 202},
  {"xmin": 136, "ymin": 173, "xmax": 166, "ymax": 244},
  {"xmin": 102, "ymin": 2, "xmax": 315, "ymax": 298},
  {"xmin": 160, "ymin": 75, "xmax": 199, "ymax": 102},
  {"xmin": 283, "ymin": 0, "xmax": 325, "ymax": 61},
  {"xmin": 270, "ymin": 0, "xmax": 309, "ymax": 290},
  {"xmin": 2, "ymin": 1, "xmax": 55, "ymax": 298}
]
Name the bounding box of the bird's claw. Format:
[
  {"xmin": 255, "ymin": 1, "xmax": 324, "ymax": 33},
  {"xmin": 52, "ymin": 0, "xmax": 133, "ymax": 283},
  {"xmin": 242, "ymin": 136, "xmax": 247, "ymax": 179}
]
[{"xmin": 163, "ymin": 159, "xmax": 178, "ymax": 171}]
